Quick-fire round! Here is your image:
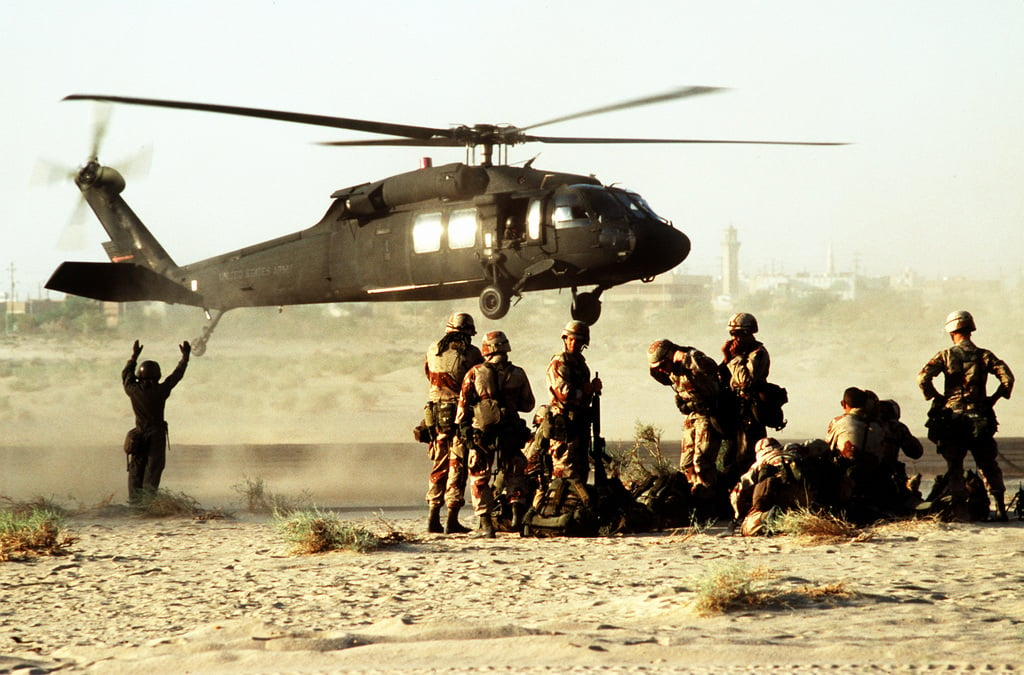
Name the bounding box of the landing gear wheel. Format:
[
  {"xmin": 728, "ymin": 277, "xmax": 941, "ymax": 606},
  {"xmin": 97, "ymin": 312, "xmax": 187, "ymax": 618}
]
[
  {"xmin": 571, "ymin": 292, "xmax": 602, "ymax": 325},
  {"xmin": 479, "ymin": 284, "xmax": 511, "ymax": 320}
]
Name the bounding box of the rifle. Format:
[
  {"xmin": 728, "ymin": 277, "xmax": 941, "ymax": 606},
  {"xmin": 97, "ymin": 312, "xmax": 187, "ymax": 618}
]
[{"xmin": 591, "ymin": 371, "xmax": 609, "ymax": 486}]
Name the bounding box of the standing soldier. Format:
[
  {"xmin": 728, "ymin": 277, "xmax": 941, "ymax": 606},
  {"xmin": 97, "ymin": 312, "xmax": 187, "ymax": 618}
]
[
  {"xmin": 919, "ymin": 310, "xmax": 1014, "ymax": 521},
  {"xmin": 423, "ymin": 312, "xmax": 483, "ymax": 534},
  {"xmin": 720, "ymin": 312, "xmax": 770, "ymax": 486},
  {"xmin": 546, "ymin": 320, "xmax": 602, "ymax": 482},
  {"xmin": 456, "ymin": 331, "xmax": 536, "ymax": 538},
  {"xmin": 647, "ymin": 339, "xmax": 723, "ymax": 489},
  {"xmin": 122, "ymin": 339, "xmax": 190, "ymax": 501}
]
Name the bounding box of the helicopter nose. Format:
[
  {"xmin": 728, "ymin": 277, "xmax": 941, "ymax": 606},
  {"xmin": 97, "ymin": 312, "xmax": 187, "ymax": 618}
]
[{"xmin": 633, "ymin": 222, "xmax": 691, "ymax": 275}]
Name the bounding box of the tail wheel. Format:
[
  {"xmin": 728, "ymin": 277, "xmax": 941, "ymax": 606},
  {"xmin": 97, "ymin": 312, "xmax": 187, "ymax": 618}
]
[
  {"xmin": 479, "ymin": 284, "xmax": 511, "ymax": 320},
  {"xmin": 571, "ymin": 291, "xmax": 602, "ymax": 325}
]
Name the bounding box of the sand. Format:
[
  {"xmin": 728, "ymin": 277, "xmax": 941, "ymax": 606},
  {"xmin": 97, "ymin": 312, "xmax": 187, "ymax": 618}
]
[{"xmin": 3, "ymin": 511, "xmax": 1024, "ymax": 673}]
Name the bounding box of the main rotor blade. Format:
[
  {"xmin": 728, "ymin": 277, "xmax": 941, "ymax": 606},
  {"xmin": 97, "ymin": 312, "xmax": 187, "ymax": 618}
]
[
  {"xmin": 318, "ymin": 138, "xmax": 464, "ymax": 147},
  {"xmin": 64, "ymin": 94, "xmax": 452, "ymax": 141},
  {"xmin": 524, "ymin": 135, "xmax": 848, "ymax": 146},
  {"xmin": 520, "ymin": 86, "xmax": 726, "ymax": 132}
]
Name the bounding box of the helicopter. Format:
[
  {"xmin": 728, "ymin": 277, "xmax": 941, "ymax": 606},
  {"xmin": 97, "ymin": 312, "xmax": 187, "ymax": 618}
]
[{"xmin": 46, "ymin": 87, "xmax": 842, "ymax": 355}]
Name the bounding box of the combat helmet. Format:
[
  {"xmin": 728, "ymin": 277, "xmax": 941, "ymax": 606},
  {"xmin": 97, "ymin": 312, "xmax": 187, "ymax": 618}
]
[
  {"xmin": 944, "ymin": 310, "xmax": 975, "ymax": 334},
  {"xmin": 561, "ymin": 320, "xmax": 590, "ymax": 346},
  {"xmin": 137, "ymin": 360, "xmax": 161, "ymax": 381},
  {"xmin": 445, "ymin": 312, "xmax": 476, "ymax": 335},
  {"xmin": 647, "ymin": 339, "xmax": 677, "ymax": 366},
  {"xmin": 727, "ymin": 312, "xmax": 758, "ymax": 334},
  {"xmin": 481, "ymin": 330, "xmax": 511, "ymax": 356}
]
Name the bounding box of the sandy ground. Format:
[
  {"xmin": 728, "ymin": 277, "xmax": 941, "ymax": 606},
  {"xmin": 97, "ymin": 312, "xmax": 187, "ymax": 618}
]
[{"xmin": 3, "ymin": 512, "xmax": 1024, "ymax": 674}]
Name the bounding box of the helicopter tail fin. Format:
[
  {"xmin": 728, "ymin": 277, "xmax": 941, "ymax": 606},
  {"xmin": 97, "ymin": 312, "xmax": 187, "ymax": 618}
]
[
  {"xmin": 46, "ymin": 163, "xmax": 202, "ymax": 306},
  {"xmin": 46, "ymin": 261, "xmax": 203, "ymax": 306}
]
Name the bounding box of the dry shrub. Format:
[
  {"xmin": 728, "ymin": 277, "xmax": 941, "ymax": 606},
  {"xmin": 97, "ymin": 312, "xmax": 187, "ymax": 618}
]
[
  {"xmin": 693, "ymin": 562, "xmax": 852, "ymax": 616},
  {"xmin": 129, "ymin": 489, "xmax": 228, "ymax": 520},
  {"xmin": 231, "ymin": 475, "xmax": 313, "ymax": 515},
  {"xmin": 274, "ymin": 508, "xmax": 411, "ymax": 555},
  {"xmin": 0, "ymin": 507, "xmax": 77, "ymax": 562},
  {"xmin": 608, "ymin": 420, "xmax": 673, "ymax": 487},
  {"xmin": 766, "ymin": 507, "xmax": 859, "ymax": 544}
]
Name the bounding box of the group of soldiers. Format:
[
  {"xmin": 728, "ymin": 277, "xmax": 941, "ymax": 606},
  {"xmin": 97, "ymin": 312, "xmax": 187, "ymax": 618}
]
[
  {"xmin": 420, "ymin": 308, "xmax": 1016, "ymax": 537},
  {"xmin": 420, "ymin": 313, "xmax": 601, "ymax": 537}
]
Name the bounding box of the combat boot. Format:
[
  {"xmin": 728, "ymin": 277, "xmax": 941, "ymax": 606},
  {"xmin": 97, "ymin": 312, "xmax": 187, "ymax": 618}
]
[
  {"xmin": 510, "ymin": 502, "xmax": 527, "ymax": 533},
  {"xmin": 473, "ymin": 515, "xmax": 496, "ymax": 539},
  {"xmin": 444, "ymin": 507, "xmax": 471, "ymax": 534},
  {"xmin": 427, "ymin": 504, "xmax": 443, "ymax": 533},
  {"xmin": 993, "ymin": 493, "xmax": 1009, "ymax": 522}
]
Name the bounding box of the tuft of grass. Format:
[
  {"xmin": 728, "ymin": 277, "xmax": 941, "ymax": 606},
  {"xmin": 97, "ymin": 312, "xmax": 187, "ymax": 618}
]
[
  {"xmin": 129, "ymin": 489, "xmax": 228, "ymax": 520},
  {"xmin": 0, "ymin": 507, "xmax": 77, "ymax": 562},
  {"xmin": 231, "ymin": 475, "xmax": 313, "ymax": 515},
  {"xmin": 608, "ymin": 420, "xmax": 674, "ymax": 487},
  {"xmin": 766, "ymin": 507, "xmax": 859, "ymax": 544},
  {"xmin": 692, "ymin": 562, "xmax": 852, "ymax": 616},
  {"xmin": 273, "ymin": 508, "xmax": 410, "ymax": 554}
]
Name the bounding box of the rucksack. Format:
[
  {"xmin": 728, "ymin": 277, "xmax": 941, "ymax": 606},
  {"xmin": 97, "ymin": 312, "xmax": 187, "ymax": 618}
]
[
  {"xmin": 521, "ymin": 477, "xmax": 599, "ymax": 537},
  {"xmin": 752, "ymin": 382, "xmax": 788, "ymax": 430}
]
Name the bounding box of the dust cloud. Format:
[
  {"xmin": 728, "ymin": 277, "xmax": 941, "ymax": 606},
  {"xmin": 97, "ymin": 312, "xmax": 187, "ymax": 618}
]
[{"xmin": 2, "ymin": 284, "xmax": 1022, "ymax": 505}]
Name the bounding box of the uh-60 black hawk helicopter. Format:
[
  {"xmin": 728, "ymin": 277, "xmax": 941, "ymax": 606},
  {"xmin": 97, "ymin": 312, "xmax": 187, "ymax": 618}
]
[{"xmin": 46, "ymin": 86, "xmax": 841, "ymax": 355}]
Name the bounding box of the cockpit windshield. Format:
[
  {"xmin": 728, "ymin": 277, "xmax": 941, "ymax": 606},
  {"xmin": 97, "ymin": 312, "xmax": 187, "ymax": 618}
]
[{"xmin": 608, "ymin": 187, "xmax": 669, "ymax": 224}]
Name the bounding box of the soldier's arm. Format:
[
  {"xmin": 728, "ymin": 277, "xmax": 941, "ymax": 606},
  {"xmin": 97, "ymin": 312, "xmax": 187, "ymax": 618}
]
[
  {"xmin": 989, "ymin": 352, "xmax": 1014, "ymax": 401},
  {"xmin": 546, "ymin": 356, "xmax": 573, "ymax": 406},
  {"xmin": 163, "ymin": 341, "xmax": 191, "ymax": 391},
  {"xmin": 749, "ymin": 347, "xmax": 770, "ymax": 385},
  {"xmin": 454, "ymin": 369, "xmax": 477, "ymax": 426},
  {"xmin": 123, "ymin": 340, "xmax": 142, "ymax": 388},
  {"xmin": 917, "ymin": 353, "xmax": 945, "ymax": 401},
  {"xmin": 517, "ymin": 370, "xmax": 536, "ymax": 413}
]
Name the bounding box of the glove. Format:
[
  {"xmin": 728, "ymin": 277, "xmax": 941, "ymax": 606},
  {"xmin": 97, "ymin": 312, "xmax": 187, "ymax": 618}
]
[
  {"xmin": 180, "ymin": 341, "xmax": 192, "ymax": 359},
  {"xmin": 131, "ymin": 340, "xmax": 143, "ymax": 359}
]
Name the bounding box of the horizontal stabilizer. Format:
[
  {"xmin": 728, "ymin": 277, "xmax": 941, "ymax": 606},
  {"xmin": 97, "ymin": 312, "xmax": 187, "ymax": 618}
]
[{"xmin": 46, "ymin": 262, "xmax": 203, "ymax": 306}]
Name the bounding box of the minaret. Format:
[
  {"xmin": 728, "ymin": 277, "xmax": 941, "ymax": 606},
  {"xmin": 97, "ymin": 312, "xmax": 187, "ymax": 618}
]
[
  {"xmin": 722, "ymin": 225, "xmax": 740, "ymax": 297},
  {"xmin": 826, "ymin": 241, "xmax": 835, "ymax": 277}
]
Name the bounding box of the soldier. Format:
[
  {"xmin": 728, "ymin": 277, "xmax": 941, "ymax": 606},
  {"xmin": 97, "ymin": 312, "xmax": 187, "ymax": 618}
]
[
  {"xmin": 826, "ymin": 387, "xmax": 885, "ymax": 464},
  {"xmin": 729, "ymin": 438, "xmax": 810, "ymax": 536},
  {"xmin": 423, "ymin": 312, "xmax": 483, "ymax": 534},
  {"xmin": 875, "ymin": 398, "xmax": 925, "ymax": 512},
  {"xmin": 719, "ymin": 312, "xmax": 770, "ymax": 484},
  {"xmin": 456, "ymin": 330, "xmax": 536, "ymax": 538},
  {"xmin": 919, "ymin": 310, "xmax": 1015, "ymax": 521},
  {"xmin": 546, "ymin": 320, "xmax": 602, "ymax": 482},
  {"xmin": 122, "ymin": 339, "xmax": 190, "ymax": 501},
  {"xmin": 647, "ymin": 339, "xmax": 723, "ymax": 489}
]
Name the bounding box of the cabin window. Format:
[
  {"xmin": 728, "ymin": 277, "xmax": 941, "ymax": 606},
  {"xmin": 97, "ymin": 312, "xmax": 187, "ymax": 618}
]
[
  {"xmin": 526, "ymin": 199, "xmax": 544, "ymax": 240},
  {"xmin": 552, "ymin": 192, "xmax": 589, "ymax": 229},
  {"xmin": 447, "ymin": 208, "xmax": 477, "ymax": 250},
  {"xmin": 412, "ymin": 212, "xmax": 443, "ymax": 253}
]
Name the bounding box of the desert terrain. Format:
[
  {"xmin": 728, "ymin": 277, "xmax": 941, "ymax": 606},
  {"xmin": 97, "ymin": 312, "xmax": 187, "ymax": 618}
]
[{"xmin": 3, "ymin": 290, "xmax": 1024, "ymax": 672}]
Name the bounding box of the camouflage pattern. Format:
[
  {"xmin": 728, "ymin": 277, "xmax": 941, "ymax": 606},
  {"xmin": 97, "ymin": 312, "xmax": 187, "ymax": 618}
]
[
  {"xmin": 456, "ymin": 353, "xmax": 535, "ymax": 516},
  {"xmin": 649, "ymin": 342, "xmax": 723, "ymax": 487},
  {"xmin": 122, "ymin": 342, "xmax": 189, "ymax": 500},
  {"xmin": 424, "ymin": 332, "xmax": 483, "ymax": 509},
  {"xmin": 729, "ymin": 438, "xmax": 809, "ymax": 536},
  {"xmin": 919, "ymin": 336, "xmax": 1015, "ymax": 500},
  {"xmin": 720, "ymin": 336, "xmax": 770, "ymax": 480},
  {"xmin": 826, "ymin": 408, "xmax": 885, "ymax": 463},
  {"xmin": 546, "ymin": 349, "xmax": 594, "ymax": 481}
]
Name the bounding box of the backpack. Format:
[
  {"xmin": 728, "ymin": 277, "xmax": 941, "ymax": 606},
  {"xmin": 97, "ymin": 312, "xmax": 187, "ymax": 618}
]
[
  {"xmin": 752, "ymin": 382, "xmax": 788, "ymax": 430},
  {"xmin": 521, "ymin": 477, "xmax": 599, "ymax": 537}
]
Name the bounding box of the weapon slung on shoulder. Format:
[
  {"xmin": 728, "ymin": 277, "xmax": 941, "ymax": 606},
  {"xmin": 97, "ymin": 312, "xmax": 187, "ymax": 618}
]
[{"xmin": 591, "ymin": 372, "xmax": 609, "ymax": 485}]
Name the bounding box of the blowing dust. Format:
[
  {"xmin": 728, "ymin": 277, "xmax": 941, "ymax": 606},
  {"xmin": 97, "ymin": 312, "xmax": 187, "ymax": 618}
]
[{"xmin": 2, "ymin": 285, "xmax": 1022, "ymax": 505}]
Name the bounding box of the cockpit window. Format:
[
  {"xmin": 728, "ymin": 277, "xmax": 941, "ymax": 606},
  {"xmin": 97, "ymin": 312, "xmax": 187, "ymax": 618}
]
[
  {"xmin": 609, "ymin": 187, "xmax": 668, "ymax": 223},
  {"xmin": 584, "ymin": 188, "xmax": 628, "ymax": 221},
  {"xmin": 552, "ymin": 190, "xmax": 589, "ymax": 229}
]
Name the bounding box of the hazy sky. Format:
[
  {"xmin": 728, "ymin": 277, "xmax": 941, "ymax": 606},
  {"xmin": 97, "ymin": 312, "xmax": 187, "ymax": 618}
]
[{"xmin": 2, "ymin": 1, "xmax": 1023, "ymax": 300}]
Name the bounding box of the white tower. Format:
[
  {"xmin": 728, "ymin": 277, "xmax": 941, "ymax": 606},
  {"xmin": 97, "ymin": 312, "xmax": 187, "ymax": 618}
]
[{"xmin": 722, "ymin": 225, "xmax": 740, "ymax": 297}]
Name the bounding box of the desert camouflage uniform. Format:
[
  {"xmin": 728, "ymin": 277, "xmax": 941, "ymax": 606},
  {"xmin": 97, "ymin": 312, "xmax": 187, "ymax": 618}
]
[
  {"xmin": 424, "ymin": 333, "xmax": 483, "ymax": 510},
  {"xmin": 456, "ymin": 354, "xmax": 535, "ymax": 517},
  {"xmin": 122, "ymin": 344, "xmax": 189, "ymax": 500},
  {"xmin": 546, "ymin": 350, "xmax": 594, "ymax": 481},
  {"xmin": 649, "ymin": 343, "xmax": 723, "ymax": 487},
  {"xmin": 730, "ymin": 438, "xmax": 809, "ymax": 536},
  {"xmin": 919, "ymin": 337, "xmax": 1014, "ymax": 504},
  {"xmin": 720, "ymin": 338, "xmax": 770, "ymax": 482}
]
